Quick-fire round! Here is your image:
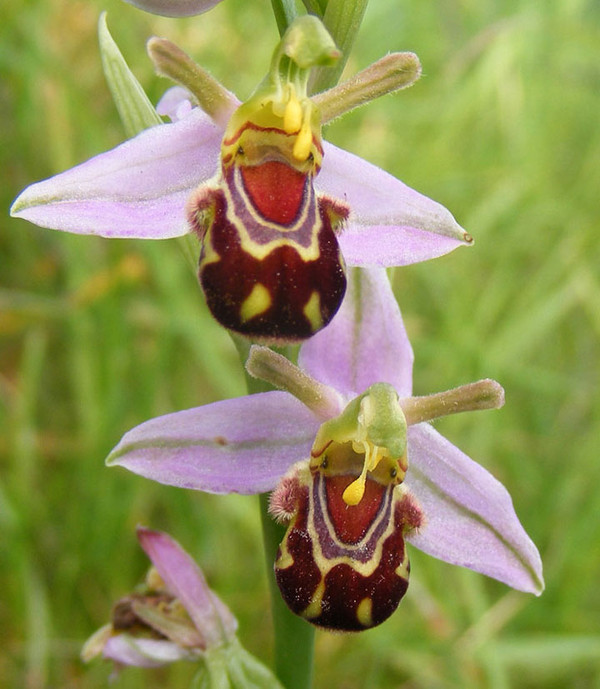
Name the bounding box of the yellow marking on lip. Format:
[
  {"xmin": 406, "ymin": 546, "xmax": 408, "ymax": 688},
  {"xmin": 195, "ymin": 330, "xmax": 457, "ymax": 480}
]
[
  {"xmin": 356, "ymin": 597, "xmax": 373, "ymax": 628},
  {"xmin": 198, "ymin": 233, "xmax": 221, "ymax": 271},
  {"xmin": 240, "ymin": 283, "xmax": 272, "ymax": 323},
  {"xmin": 395, "ymin": 555, "xmax": 409, "ymax": 579},
  {"xmin": 303, "ymin": 291, "xmax": 323, "ymax": 332},
  {"xmin": 276, "ymin": 546, "xmax": 294, "ymax": 570},
  {"xmin": 302, "ymin": 578, "xmax": 326, "ymax": 620},
  {"xmin": 222, "ymin": 167, "xmax": 324, "ymax": 262}
]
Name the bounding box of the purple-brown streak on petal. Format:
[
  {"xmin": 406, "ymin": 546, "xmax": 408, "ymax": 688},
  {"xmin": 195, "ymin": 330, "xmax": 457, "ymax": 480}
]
[
  {"xmin": 405, "ymin": 423, "xmax": 544, "ymax": 594},
  {"xmin": 107, "ymin": 392, "xmax": 319, "ymax": 493}
]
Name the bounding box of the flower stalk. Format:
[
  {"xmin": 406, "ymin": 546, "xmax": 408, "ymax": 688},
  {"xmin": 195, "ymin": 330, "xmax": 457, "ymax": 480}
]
[
  {"xmin": 245, "ymin": 368, "xmax": 315, "ymax": 689},
  {"xmin": 310, "ymin": 0, "xmax": 370, "ymax": 92},
  {"xmin": 270, "ymin": 0, "xmax": 298, "ymax": 36},
  {"xmin": 259, "ymin": 493, "xmax": 315, "ymax": 689}
]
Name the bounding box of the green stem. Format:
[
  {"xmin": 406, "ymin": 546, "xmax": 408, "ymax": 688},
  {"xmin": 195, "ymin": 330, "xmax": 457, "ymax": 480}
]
[
  {"xmin": 238, "ymin": 341, "xmax": 315, "ymax": 689},
  {"xmin": 300, "ymin": 0, "xmax": 327, "ymax": 16},
  {"xmin": 260, "ymin": 493, "xmax": 315, "ymax": 689},
  {"xmin": 310, "ymin": 0, "xmax": 369, "ymax": 93},
  {"xmin": 271, "ymin": 0, "xmax": 298, "ymax": 37}
]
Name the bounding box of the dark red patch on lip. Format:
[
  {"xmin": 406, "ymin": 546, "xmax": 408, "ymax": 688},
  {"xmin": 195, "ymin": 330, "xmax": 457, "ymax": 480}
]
[
  {"xmin": 325, "ymin": 475, "xmax": 386, "ymax": 545},
  {"xmin": 240, "ymin": 161, "xmax": 307, "ymax": 225}
]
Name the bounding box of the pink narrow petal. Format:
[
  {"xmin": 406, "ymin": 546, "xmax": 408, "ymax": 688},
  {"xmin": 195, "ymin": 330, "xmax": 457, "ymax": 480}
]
[
  {"xmin": 122, "ymin": 0, "xmax": 223, "ymax": 18},
  {"xmin": 317, "ymin": 142, "xmax": 471, "ymax": 266},
  {"xmin": 405, "ymin": 423, "xmax": 544, "ymax": 594},
  {"xmin": 10, "ymin": 108, "xmax": 222, "ymax": 238},
  {"xmin": 156, "ymin": 86, "xmax": 194, "ymax": 122},
  {"xmin": 107, "ymin": 392, "xmax": 319, "ymax": 494},
  {"xmin": 103, "ymin": 635, "xmax": 191, "ymax": 667},
  {"xmin": 299, "ymin": 267, "xmax": 413, "ymax": 397},
  {"xmin": 339, "ymin": 224, "xmax": 469, "ymax": 267},
  {"xmin": 137, "ymin": 528, "xmax": 237, "ymax": 646}
]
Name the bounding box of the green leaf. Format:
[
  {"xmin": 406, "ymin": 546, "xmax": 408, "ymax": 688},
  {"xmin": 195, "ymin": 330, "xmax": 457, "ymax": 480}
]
[
  {"xmin": 98, "ymin": 12, "xmax": 162, "ymax": 138},
  {"xmin": 310, "ymin": 0, "xmax": 369, "ymax": 92}
]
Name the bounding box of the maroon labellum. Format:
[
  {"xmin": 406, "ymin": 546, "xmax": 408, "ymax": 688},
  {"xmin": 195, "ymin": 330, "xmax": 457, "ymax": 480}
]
[
  {"xmin": 271, "ymin": 454, "xmax": 423, "ymax": 631},
  {"xmin": 187, "ymin": 123, "xmax": 349, "ymax": 344}
]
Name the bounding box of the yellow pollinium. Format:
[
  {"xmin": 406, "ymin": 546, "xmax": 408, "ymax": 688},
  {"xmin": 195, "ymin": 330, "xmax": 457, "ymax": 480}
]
[
  {"xmin": 221, "ymin": 93, "xmax": 321, "ymax": 170},
  {"xmin": 220, "ymin": 16, "xmax": 335, "ymax": 173},
  {"xmin": 342, "ymin": 441, "xmax": 387, "ymax": 506},
  {"xmin": 293, "ymin": 116, "xmax": 314, "ymax": 162},
  {"xmin": 342, "ymin": 441, "xmax": 407, "ymax": 506},
  {"xmin": 283, "ymin": 85, "xmax": 303, "ymax": 134},
  {"xmin": 311, "ymin": 383, "xmax": 409, "ymax": 507},
  {"xmin": 281, "ymin": 85, "xmax": 315, "ymax": 162}
]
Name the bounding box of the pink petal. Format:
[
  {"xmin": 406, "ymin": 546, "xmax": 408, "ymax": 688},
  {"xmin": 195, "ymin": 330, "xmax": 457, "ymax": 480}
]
[
  {"xmin": 107, "ymin": 392, "xmax": 319, "ymax": 494},
  {"xmin": 137, "ymin": 528, "xmax": 237, "ymax": 646},
  {"xmin": 318, "ymin": 142, "xmax": 472, "ymax": 266},
  {"xmin": 406, "ymin": 423, "xmax": 544, "ymax": 594},
  {"xmin": 121, "ymin": 0, "xmax": 224, "ymax": 17},
  {"xmin": 299, "ymin": 267, "xmax": 413, "ymax": 397},
  {"xmin": 10, "ymin": 108, "xmax": 221, "ymax": 238},
  {"xmin": 156, "ymin": 86, "xmax": 194, "ymax": 122},
  {"xmin": 103, "ymin": 635, "xmax": 191, "ymax": 667}
]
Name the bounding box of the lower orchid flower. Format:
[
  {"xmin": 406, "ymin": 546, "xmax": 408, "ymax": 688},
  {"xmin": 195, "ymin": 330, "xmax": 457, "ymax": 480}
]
[
  {"xmin": 82, "ymin": 527, "xmax": 284, "ymax": 687},
  {"xmin": 106, "ymin": 267, "xmax": 544, "ymax": 632},
  {"xmin": 10, "ymin": 16, "xmax": 471, "ymax": 344}
]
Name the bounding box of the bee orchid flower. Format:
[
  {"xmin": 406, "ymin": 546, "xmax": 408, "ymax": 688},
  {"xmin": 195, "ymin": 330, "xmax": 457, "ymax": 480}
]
[
  {"xmin": 10, "ymin": 16, "xmax": 471, "ymax": 343},
  {"xmin": 105, "ymin": 267, "xmax": 544, "ymax": 631}
]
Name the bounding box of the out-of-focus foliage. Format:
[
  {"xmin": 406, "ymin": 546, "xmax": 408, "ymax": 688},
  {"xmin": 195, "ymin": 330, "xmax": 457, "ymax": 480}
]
[{"xmin": 2, "ymin": 0, "xmax": 599, "ymax": 687}]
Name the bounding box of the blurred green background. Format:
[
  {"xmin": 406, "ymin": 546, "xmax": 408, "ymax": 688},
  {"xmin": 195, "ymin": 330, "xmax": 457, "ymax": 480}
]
[{"xmin": 2, "ymin": 0, "xmax": 599, "ymax": 687}]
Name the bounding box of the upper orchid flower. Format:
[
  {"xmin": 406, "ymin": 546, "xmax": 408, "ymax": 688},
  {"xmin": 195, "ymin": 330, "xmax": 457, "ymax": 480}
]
[
  {"xmin": 10, "ymin": 16, "xmax": 471, "ymax": 343},
  {"xmin": 105, "ymin": 267, "xmax": 544, "ymax": 631},
  {"xmin": 83, "ymin": 527, "xmax": 284, "ymax": 687}
]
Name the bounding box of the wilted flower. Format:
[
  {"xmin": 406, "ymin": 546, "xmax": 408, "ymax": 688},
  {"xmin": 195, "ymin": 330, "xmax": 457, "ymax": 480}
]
[
  {"xmin": 10, "ymin": 17, "xmax": 471, "ymax": 343},
  {"xmin": 83, "ymin": 527, "xmax": 284, "ymax": 687},
  {"xmin": 105, "ymin": 268, "xmax": 543, "ymax": 631}
]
